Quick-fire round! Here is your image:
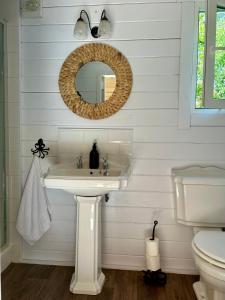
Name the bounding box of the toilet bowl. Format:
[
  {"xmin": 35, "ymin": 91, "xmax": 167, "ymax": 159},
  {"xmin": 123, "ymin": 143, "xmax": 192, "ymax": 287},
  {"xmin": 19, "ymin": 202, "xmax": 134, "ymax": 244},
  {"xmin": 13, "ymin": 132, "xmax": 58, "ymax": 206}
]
[
  {"xmin": 172, "ymin": 166, "xmax": 225, "ymax": 300},
  {"xmin": 192, "ymin": 231, "xmax": 225, "ymax": 300}
]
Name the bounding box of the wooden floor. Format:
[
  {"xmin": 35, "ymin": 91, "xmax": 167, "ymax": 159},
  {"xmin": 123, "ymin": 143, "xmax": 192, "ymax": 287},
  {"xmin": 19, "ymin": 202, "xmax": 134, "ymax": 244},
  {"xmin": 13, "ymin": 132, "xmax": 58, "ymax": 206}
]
[{"xmin": 2, "ymin": 264, "xmax": 198, "ymax": 300}]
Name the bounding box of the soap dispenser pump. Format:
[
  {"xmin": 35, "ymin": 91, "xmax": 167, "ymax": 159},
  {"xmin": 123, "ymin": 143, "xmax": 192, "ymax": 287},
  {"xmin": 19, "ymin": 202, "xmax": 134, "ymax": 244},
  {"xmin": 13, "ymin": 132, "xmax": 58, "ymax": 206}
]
[{"xmin": 89, "ymin": 141, "xmax": 99, "ymax": 169}]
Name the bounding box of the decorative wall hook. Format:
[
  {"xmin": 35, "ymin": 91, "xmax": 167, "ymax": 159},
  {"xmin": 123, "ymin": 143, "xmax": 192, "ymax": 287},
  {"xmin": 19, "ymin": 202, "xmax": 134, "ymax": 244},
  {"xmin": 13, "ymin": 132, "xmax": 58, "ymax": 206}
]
[{"xmin": 31, "ymin": 138, "xmax": 49, "ymax": 159}]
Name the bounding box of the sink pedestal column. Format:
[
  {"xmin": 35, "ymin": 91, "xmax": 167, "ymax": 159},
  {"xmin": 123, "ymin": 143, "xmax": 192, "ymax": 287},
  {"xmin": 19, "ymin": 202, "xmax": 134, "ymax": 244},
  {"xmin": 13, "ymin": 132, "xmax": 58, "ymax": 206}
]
[{"xmin": 70, "ymin": 195, "xmax": 105, "ymax": 295}]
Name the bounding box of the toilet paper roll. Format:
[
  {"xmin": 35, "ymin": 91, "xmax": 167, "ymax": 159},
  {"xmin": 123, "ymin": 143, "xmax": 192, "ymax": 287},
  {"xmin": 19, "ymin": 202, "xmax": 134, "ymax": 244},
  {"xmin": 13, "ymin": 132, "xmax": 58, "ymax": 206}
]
[
  {"xmin": 145, "ymin": 237, "xmax": 159, "ymax": 257},
  {"xmin": 146, "ymin": 254, "xmax": 161, "ymax": 271}
]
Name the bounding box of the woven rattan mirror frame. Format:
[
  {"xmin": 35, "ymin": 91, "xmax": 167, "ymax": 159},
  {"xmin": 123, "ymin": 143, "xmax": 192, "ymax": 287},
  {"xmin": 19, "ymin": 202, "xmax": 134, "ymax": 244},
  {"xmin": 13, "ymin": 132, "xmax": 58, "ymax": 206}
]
[{"xmin": 58, "ymin": 43, "xmax": 132, "ymax": 120}]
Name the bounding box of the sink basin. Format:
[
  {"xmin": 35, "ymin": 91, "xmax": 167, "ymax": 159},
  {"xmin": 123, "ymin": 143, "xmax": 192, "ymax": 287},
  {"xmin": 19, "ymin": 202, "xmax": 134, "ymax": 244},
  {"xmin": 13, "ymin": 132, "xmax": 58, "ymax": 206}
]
[{"xmin": 43, "ymin": 163, "xmax": 130, "ymax": 196}]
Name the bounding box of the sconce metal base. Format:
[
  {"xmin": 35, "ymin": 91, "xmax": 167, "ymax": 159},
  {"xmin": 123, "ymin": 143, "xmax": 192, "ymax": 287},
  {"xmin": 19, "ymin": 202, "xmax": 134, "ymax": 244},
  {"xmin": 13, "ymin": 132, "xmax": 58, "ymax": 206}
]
[{"xmin": 91, "ymin": 26, "xmax": 99, "ymax": 38}]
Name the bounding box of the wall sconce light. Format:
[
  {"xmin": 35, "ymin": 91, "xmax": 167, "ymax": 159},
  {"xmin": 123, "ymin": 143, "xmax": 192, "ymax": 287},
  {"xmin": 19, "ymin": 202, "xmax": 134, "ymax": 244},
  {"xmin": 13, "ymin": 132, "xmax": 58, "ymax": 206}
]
[{"xmin": 74, "ymin": 9, "xmax": 111, "ymax": 39}]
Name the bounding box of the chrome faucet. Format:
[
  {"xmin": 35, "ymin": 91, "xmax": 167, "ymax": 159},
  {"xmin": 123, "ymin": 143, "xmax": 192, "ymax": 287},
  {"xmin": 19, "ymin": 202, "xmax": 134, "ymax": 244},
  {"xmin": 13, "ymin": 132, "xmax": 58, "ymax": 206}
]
[
  {"xmin": 103, "ymin": 156, "xmax": 109, "ymax": 176},
  {"xmin": 76, "ymin": 154, "xmax": 83, "ymax": 169}
]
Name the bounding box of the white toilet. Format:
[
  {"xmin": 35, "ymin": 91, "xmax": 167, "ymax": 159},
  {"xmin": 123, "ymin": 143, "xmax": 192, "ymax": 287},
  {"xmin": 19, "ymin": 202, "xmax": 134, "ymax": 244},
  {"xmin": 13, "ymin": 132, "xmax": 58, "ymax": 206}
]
[{"xmin": 172, "ymin": 166, "xmax": 225, "ymax": 300}]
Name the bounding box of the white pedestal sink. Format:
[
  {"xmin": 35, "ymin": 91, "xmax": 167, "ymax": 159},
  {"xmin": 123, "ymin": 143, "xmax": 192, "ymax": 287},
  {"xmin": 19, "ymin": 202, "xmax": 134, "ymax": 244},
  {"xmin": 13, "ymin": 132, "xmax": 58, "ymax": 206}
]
[{"xmin": 43, "ymin": 163, "xmax": 130, "ymax": 295}]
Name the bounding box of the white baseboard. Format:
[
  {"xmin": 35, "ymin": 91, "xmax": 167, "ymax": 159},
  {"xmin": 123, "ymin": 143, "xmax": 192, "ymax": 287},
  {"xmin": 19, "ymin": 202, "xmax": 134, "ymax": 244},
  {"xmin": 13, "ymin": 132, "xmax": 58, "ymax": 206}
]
[
  {"xmin": 102, "ymin": 264, "xmax": 199, "ymax": 275},
  {"xmin": 20, "ymin": 254, "xmax": 198, "ymax": 275},
  {"xmin": 0, "ymin": 245, "xmax": 13, "ymax": 273},
  {"xmin": 1, "ymin": 243, "xmax": 22, "ymax": 273},
  {"xmin": 20, "ymin": 258, "xmax": 74, "ymax": 266}
]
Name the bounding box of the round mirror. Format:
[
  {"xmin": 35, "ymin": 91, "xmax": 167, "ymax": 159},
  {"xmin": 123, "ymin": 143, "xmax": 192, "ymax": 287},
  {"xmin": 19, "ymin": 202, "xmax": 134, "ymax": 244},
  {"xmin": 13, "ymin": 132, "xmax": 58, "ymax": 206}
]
[
  {"xmin": 59, "ymin": 43, "xmax": 132, "ymax": 120},
  {"xmin": 75, "ymin": 62, "xmax": 116, "ymax": 104}
]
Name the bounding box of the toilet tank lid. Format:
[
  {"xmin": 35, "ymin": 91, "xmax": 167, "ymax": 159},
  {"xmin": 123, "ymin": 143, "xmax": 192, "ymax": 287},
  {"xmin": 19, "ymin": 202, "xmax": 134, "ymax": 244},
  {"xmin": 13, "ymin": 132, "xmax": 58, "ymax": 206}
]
[
  {"xmin": 172, "ymin": 166, "xmax": 225, "ymax": 185},
  {"xmin": 193, "ymin": 231, "xmax": 225, "ymax": 264}
]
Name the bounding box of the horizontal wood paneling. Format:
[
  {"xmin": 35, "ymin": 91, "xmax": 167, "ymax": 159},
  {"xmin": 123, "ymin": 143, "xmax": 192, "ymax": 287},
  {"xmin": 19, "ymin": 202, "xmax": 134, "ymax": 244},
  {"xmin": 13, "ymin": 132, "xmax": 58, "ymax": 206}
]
[
  {"xmin": 134, "ymin": 126, "xmax": 225, "ymax": 143},
  {"xmin": 20, "ymin": 0, "xmax": 225, "ymax": 274},
  {"xmin": 22, "ymin": 3, "xmax": 181, "ymax": 25},
  {"xmin": 106, "ymin": 191, "xmax": 174, "ymax": 208},
  {"xmin": 22, "ymin": 57, "xmax": 179, "ymax": 76},
  {"xmin": 43, "ymin": 0, "xmax": 178, "ymax": 7},
  {"xmin": 191, "ymin": 111, "xmax": 225, "ymax": 127},
  {"xmin": 22, "ymin": 40, "xmax": 180, "ymax": 59},
  {"xmin": 44, "ymin": 220, "xmax": 193, "ymax": 242},
  {"xmin": 133, "ymin": 159, "xmax": 225, "ymax": 175},
  {"xmin": 102, "ymin": 206, "xmax": 175, "ymax": 224},
  {"xmin": 21, "ymin": 125, "xmax": 225, "ymax": 144},
  {"xmin": 21, "ymin": 109, "xmax": 178, "ymax": 127},
  {"xmin": 42, "ymin": 189, "xmax": 172, "ymax": 209},
  {"xmin": 22, "ymin": 22, "xmax": 180, "ymax": 42},
  {"xmin": 133, "ymin": 143, "xmax": 225, "ymax": 160},
  {"xmin": 125, "ymin": 176, "xmax": 173, "ymax": 192},
  {"xmin": 102, "ymin": 255, "xmax": 197, "ymax": 274},
  {"xmin": 103, "ymin": 238, "xmax": 192, "ymax": 258},
  {"xmin": 23, "ymin": 237, "xmax": 192, "ymax": 259},
  {"xmin": 21, "ymin": 125, "xmax": 58, "ymax": 141},
  {"xmin": 21, "ymin": 155, "xmax": 225, "ymax": 180},
  {"xmin": 20, "ymin": 140, "xmax": 225, "ymax": 162},
  {"xmin": 103, "ymin": 222, "xmax": 193, "ymax": 241},
  {"xmin": 21, "ymin": 249, "xmax": 197, "ymax": 274},
  {"xmin": 22, "ymin": 75, "xmax": 179, "ymax": 93},
  {"xmin": 21, "ymin": 92, "xmax": 179, "ymax": 110}
]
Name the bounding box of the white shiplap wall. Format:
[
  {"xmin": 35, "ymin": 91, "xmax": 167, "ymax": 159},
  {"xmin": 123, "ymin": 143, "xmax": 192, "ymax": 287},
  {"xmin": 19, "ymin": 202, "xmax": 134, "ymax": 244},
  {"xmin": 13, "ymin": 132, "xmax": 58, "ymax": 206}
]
[{"xmin": 20, "ymin": 0, "xmax": 225, "ymax": 274}]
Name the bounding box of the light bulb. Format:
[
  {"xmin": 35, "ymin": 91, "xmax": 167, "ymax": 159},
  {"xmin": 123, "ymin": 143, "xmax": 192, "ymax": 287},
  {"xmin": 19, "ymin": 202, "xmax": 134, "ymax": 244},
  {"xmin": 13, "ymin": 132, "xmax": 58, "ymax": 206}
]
[
  {"xmin": 98, "ymin": 18, "xmax": 111, "ymax": 38},
  {"xmin": 74, "ymin": 18, "xmax": 88, "ymax": 39}
]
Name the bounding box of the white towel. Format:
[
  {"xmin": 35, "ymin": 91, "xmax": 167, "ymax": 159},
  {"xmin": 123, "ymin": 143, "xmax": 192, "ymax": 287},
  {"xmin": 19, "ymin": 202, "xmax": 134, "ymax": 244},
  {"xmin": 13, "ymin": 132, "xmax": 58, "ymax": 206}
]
[{"xmin": 16, "ymin": 156, "xmax": 51, "ymax": 245}]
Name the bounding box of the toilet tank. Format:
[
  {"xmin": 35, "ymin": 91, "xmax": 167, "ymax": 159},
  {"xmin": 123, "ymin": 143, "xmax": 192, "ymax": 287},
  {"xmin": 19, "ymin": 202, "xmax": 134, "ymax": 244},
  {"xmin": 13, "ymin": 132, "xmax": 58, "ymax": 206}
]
[{"xmin": 172, "ymin": 166, "xmax": 225, "ymax": 227}]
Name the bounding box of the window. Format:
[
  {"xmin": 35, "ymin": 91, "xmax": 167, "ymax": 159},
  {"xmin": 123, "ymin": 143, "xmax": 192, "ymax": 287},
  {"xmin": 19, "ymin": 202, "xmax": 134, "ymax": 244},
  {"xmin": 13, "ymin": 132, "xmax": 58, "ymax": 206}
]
[
  {"xmin": 196, "ymin": 0, "xmax": 225, "ymax": 109},
  {"xmin": 102, "ymin": 75, "xmax": 116, "ymax": 101},
  {"xmin": 178, "ymin": 0, "xmax": 225, "ymax": 128}
]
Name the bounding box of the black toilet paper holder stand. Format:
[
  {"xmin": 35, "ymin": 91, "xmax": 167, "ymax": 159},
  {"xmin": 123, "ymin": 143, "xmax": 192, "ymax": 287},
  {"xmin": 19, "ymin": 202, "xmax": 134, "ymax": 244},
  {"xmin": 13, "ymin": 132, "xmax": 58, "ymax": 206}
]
[
  {"xmin": 150, "ymin": 220, "xmax": 158, "ymax": 240},
  {"xmin": 143, "ymin": 220, "xmax": 167, "ymax": 286}
]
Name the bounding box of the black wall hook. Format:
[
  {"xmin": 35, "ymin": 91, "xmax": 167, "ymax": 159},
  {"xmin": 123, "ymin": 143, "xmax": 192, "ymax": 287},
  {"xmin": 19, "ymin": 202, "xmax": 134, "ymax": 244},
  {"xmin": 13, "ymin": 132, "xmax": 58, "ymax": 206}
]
[{"xmin": 31, "ymin": 138, "xmax": 49, "ymax": 159}]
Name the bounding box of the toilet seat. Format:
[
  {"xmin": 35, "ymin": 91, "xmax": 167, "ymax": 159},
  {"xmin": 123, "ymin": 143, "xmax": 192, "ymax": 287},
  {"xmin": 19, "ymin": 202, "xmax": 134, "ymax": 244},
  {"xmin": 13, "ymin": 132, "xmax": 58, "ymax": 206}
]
[{"xmin": 192, "ymin": 231, "xmax": 225, "ymax": 269}]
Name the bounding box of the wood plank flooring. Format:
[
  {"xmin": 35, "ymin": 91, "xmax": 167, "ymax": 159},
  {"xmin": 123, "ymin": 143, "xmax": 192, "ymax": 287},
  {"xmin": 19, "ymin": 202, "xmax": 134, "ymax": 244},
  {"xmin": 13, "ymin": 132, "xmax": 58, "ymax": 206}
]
[{"xmin": 1, "ymin": 264, "xmax": 198, "ymax": 300}]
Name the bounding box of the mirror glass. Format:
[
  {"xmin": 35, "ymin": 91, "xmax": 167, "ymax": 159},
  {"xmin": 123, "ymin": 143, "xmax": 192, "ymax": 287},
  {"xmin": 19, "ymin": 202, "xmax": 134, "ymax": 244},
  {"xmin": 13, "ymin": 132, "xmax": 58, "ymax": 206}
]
[{"xmin": 75, "ymin": 61, "xmax": 116, "ymax": 104}]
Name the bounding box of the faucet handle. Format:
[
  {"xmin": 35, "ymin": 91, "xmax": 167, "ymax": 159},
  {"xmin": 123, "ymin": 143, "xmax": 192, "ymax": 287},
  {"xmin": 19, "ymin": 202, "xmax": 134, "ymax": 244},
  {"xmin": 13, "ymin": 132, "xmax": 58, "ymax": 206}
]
[
  {"xmin": 76, "ymin": 154, "xmax": 81, "ymax": 161},
  {"xmin": 102, "ymin": 153, "xmax": 108, "ymax": 162},
  {"xmin": 76, "ymin": 153, "xmax": 83, "ymax": 169},
  {"xmin": 102, "ymin": 155, "xmax": 109, "ymax": 176},
  {"xmin": 102, "ymin": 154, "xmax": 109, "ymax": 170}
]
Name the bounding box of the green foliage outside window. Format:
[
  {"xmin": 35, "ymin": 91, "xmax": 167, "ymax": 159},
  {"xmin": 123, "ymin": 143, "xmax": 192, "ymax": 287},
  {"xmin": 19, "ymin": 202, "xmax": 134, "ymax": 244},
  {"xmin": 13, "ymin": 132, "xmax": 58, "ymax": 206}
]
[
  {"xmin": 196, "ymin": 12, "xmax": 205, "ymax": 108},
  {"xmin": 196, "ymin": 9, "xmax": 225, "ymax": 108}
]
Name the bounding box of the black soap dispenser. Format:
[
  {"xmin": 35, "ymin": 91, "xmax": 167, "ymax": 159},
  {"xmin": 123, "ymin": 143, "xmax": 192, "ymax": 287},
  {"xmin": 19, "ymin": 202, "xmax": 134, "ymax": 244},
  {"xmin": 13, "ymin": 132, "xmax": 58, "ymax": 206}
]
[{"xmin": 89, "ymin": 141, "xmax": 99, "ymax": 169}]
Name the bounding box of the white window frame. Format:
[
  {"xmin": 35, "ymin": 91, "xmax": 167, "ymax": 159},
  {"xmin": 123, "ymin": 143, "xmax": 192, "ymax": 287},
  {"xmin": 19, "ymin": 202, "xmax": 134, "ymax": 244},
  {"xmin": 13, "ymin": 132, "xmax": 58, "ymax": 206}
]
[
  {"xmin": 205, "ymin": 1, "xmax": 225, "ymax": 108},
  {"xmin": 178, "ymin": 0, "xmax": 225, "ymax": 128}
]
